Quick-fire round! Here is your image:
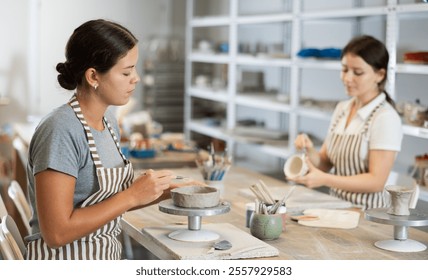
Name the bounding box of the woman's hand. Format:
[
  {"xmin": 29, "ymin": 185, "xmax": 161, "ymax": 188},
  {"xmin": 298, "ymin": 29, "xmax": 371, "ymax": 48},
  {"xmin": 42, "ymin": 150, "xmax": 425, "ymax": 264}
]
[
  {"xmin": 286, "ymin": 157, "xmax": 326, "ymax": 189},
  {"xmin": 295, "ymin": 133, "xmax": 322, "ymax": 167},
  {"xmin": 294, "ymin": 133, "xmax": 313, "ymax": 151},
  {"xmin": 129, "ymin": 169, "xmax": 173, "ymax": 207}
]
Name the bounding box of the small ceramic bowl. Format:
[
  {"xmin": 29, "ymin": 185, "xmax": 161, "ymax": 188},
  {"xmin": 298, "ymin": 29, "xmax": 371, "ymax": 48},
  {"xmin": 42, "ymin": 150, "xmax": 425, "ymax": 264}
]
[
  {"xmin": 250, "ymin": 213, "xmax": 283, "ymax": 240},
  {"xmin": 171, "ymin": 186, "xmax": 220, "ymax": 208}
]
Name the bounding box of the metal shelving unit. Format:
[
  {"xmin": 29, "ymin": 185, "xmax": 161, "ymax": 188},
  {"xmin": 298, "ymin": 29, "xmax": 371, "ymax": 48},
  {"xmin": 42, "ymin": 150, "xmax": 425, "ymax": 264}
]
[
  {"xmin": 184, "ymin": 0, "xmax": 428, "ymax": 175},
  {"xmin": 143, "ymin": 62, "xmax": 185, "ymax": 132}
]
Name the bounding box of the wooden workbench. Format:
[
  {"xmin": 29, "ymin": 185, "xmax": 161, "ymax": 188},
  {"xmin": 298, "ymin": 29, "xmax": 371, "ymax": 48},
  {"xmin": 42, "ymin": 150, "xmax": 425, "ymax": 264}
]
[{"xmin": 121, "ymin": 166, "xmax": 428, "ymax": 260}]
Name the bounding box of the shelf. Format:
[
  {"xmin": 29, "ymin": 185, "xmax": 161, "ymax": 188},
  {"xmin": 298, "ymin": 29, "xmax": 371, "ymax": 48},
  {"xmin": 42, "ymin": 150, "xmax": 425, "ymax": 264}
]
[
  {"xmin": 236, "ymin": 13, "xmax": 293, "ymax": 24},
  {"xmin": 297, "ymin": 106, "xmax": 334, "ymax": 121},
  {"xmin": 300, "ymin": 6, "xmax": 387, "ymax": 20},
  {"xmin": 190, "ymin": 16, "xmax": 230, "ymax": 27},
  {"xmin": 189, "ymin": 87, "xmax": 228, "ymax": 103},
  {"xmin": 188, "ymin": 120, "xmax": 229, "ymax": 141},
  {"xmin": 297, "ymin": 59, "xmax": 342, "ymax": 70},
  {"xmin": 233, "ymin": 138, "xmax": 290, "ymax": 159},
  {"xmin": 231, "ymin": 125, "xmax": 290, "ymax": 159},
  {"xmin": 236, "ymin": 55, "xmax": 292, "ymax": 67},
  {"xmin": 395, "ymin": 63, "xmax": 428, "ymax": 75},
  {"xmin": 397, "ymin": 3, "xmax": 428, "ymax": 14},
  {"xmin": 235, "ymin": 94, "xmax": 291, "ymax": 112},
  {"xmin": 402, "ymin": 125, "xmax": 428, "ymax": 140},
  {"xmin": 189, "ymin": 119, "xmax": 291, "ymax": 159},
  {"xmin": 189, "ymin": 52, "xmax": 230, "ymax": 63}
]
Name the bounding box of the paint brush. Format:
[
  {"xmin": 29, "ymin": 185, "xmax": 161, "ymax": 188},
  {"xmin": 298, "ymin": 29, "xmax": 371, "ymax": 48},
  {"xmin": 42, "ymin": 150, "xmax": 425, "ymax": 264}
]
[
  {"xmin": 258, "ymin": 179, "xmax": 275, "ymax": 205},
  {"xmin": 269, "ymin": 185, "xmax": 296, "ymax": 214}
]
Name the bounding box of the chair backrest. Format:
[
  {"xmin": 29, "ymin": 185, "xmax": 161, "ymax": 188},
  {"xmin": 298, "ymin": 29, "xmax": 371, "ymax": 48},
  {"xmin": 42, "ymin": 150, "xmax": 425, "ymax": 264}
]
[
  {"xmin": 12, "ymin": 136, "xmax": 29, "ymax": 169},
  {"xmin": 385, "ymin": 171, "xmax": 420, "ymax": 209},
  {"xmin": 8, "ymin": 180, "xmax": 32, "ymax": 233},
  {"xmin": 0, "ymin": 194, "xmax": 7, "ymax": 218},
  {"xmin": 0, "ymin": 223, "xmax": 15, "ymax": 260},
  {"xmin": 0, "ymin": 135, "xmax": 14, "ymax": 179},
  {"xmin": 1, "ymin": 215, "xmax": 26, "ymax": 259}
]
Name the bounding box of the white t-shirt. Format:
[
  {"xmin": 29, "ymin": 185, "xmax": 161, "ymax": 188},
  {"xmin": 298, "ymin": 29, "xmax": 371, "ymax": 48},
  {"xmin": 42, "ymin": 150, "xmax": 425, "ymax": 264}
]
[{"xmin": 326, "ymin": 93, "xmax": 403, "ymax": 161}]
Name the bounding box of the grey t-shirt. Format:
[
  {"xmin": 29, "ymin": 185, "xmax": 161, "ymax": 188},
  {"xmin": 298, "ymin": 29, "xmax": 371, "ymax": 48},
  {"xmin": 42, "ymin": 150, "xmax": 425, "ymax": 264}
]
[{"xmin": 26, "ymin": 104, "xmax": 125, "ymax": 241}]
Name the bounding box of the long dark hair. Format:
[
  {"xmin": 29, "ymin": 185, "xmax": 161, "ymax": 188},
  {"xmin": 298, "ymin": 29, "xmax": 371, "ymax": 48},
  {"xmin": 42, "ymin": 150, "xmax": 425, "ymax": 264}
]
[
  {"xmin": 341, "ymin": 35, "xmax": 395, "ymax": 108},
  {"xmin": 56, "ymin": 19, "xmax": 138, "ymax": 90}
]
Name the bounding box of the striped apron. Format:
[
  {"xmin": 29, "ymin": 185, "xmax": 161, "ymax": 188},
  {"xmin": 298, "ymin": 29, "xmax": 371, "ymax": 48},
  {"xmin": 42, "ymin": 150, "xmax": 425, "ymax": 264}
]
[
  {"xmin": 27, "ymin": 95, "xmax": 134, "ymax": 259},
  {"xmin": 327, "ymin": 101, "xmax": 387, "ymax": 210}
]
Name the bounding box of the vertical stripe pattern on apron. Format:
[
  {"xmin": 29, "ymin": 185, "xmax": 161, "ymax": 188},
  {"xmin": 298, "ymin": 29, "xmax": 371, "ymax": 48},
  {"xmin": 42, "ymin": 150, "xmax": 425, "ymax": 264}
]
[
  {"xmin": 27, "ymin": 94, "xmax": 134, "ymax": 260},
  {"xmin": 327, "ymin": 101, "xmax": 386, "ymax": 210}
]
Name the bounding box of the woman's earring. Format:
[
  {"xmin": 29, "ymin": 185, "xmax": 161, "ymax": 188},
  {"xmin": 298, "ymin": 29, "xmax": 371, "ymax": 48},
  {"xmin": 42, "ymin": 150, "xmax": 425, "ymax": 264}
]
[{"xmin": 94, "ymin": 84, "xmax": 98, "ymax": 90}]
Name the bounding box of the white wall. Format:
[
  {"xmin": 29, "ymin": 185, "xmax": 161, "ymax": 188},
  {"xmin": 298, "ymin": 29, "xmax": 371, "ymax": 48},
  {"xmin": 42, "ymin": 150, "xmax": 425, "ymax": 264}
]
[
  {"xmin": 38, "ymin": 0, "xmax": 184, "ymax": 115},
  {"xmin": 0, "ymin": 0, "xmax": 186, "ymax": 127},
  {"xmin": 0, "ymin": 0, "xmax": 31, "ymax": 125}
]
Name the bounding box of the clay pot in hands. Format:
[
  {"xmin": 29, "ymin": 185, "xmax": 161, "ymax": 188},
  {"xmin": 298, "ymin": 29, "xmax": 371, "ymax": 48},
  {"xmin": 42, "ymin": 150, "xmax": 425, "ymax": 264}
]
[{"xmin": 284, "ymin": 153, "xmax": 309, "ymax": 179}]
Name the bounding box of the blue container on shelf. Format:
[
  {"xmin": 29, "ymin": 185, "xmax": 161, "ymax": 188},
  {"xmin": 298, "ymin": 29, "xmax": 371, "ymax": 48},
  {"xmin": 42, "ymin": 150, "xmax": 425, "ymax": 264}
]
[
  {"xmin": 130, "ymin": 149, "xmax": 156, "ymax": 159},
  {"xmin": 121, "ymin": 146, "xmax": 130, "ymax": 159}
]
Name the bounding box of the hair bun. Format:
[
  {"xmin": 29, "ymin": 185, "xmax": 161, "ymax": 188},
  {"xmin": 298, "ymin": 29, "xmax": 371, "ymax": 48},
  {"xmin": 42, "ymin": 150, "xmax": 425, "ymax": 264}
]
[{"xmin": 56, "ymin": 62, "xmax": 77, "ymax": 90}]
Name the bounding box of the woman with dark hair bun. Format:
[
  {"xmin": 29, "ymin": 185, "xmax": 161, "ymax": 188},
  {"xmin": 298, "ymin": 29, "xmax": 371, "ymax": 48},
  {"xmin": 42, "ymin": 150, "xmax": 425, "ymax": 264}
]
[
  {"xmin": 25, "ymin": 19, "xmax": 201, "ymax": 260},
  {"xmin": 56, "ymin": 19, "xmax": 139, "ymax": 91},
  {"xmin": 289, "ymin": 35, "xmax": 403, "ymax": 210}
]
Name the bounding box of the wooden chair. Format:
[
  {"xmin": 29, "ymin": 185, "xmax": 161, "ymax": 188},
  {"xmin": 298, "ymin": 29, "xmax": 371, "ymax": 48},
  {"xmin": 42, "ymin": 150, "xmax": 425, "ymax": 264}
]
[
  {"xmin": 12, "ymin": 137, "xmax": 28, "ymax": 172},
  {"xmin": 0, "ymin": 194, "xmax": 7, "ymax": 218},
  {"xmin": 0, "ymin": 134, "xmax": 14, "ymax": 180},
  {"xmin": 0, "ymin": 194, "xmax": 11, "ymax": 259},
  {"xmin": 0, "ymin": 214, "xmax": 26, "ymax": 259},
  {"xmin": 0, "ymin": 223, "xmax": 15, "ymax": 260},
  {"xmin": 8, "ymin": 180, "xmax": 31, "ymax": 233}
]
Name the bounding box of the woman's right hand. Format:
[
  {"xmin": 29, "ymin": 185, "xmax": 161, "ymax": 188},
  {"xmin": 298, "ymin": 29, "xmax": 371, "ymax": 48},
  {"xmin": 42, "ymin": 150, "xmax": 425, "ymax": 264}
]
[
  {"xmin": 129, "ymin": 169, "xmax": 173, "ymax": 207},
  {"xmin": 294, "ymin": 133, "xmax": 313, "ymax": 151},
  {"xmin": 294, "ymin": 133, "xmax": 321, "ymax": 167}
]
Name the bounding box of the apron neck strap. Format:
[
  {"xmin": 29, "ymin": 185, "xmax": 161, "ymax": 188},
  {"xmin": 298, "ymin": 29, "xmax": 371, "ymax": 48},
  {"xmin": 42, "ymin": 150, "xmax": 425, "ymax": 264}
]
[{"xmin": 68, "ymin": 94, "xmax": 128, "ymax": 168}]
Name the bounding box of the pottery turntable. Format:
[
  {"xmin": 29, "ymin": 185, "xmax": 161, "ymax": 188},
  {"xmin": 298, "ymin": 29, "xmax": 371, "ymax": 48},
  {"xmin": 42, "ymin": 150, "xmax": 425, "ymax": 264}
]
[
  {"xmin": 365, "ymin": 185, "xmax": 428, "ymax": 252},
  {"xmin": 365, "ymin": 208, "xmax": 428, "ymax": 252},
  {"xmin": 159, "ymin": 199, "xmax": 230, "ymax": 242},
  {"xmin": 159, "ymin": 186, "xmax": 231, "ymax": 242}
]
